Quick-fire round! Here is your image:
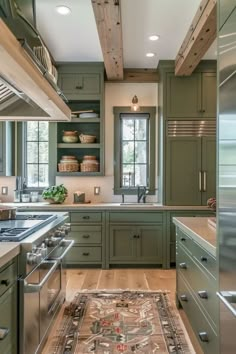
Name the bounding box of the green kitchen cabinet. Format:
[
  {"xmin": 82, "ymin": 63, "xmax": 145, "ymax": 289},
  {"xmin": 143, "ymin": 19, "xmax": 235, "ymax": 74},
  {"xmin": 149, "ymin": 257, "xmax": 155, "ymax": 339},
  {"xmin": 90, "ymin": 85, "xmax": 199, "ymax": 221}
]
[
  {"xmin": 175, "ymin": 225, "xmax": 219, "ymax": 353},
  {"xmin": 166, "ymin": 210, "xmax": 214, "ymax": 267},
  {"xmin": 0, "ymin": 122, "xmax": 14, "ymax": 176},
  {"xmin": 165, "ymin": 136, "xmax": 216, "ymax": 205},
  {"xmin": 66, "ymin": 211, "xmax": 105, "ymax": 267},
  {"xmin": 219, "ymin": 0, "xmax": 236, "ymax": 28},
  {"xmin": 0, "ymin": 259, "xmax": 18, "ymax": 354},
  {"xmin": 52, "ymin": 63, "xmax": 105, "ymax": 176},
  {"xmin": 166, "ymin": 72, "xmax": 216, "ymax": 118},
  {"xmin": 109, "ymin": 224, "xmax": 163, "ymax": 265}
]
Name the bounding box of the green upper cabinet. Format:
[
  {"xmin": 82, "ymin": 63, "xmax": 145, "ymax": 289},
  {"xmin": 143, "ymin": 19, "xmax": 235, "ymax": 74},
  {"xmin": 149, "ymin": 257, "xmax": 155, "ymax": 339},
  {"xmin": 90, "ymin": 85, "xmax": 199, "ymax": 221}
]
[
  {"xmin": 166, "ymin": 72, "xmax": 216, "ymax": 118},
  {"xmin": 58, "ymin": 63, "xmax": 104, "ymax": 100},
  {"xmin": 59, "ymin": 73, "xmax": 101, "ymax": 97},
  {"xmin": 219, "ymin": 0, "xmax": 236, "ymax": 29},
  {"xmin": 165, "ymin": 136, "xmax": 216, "ymax": 205}
]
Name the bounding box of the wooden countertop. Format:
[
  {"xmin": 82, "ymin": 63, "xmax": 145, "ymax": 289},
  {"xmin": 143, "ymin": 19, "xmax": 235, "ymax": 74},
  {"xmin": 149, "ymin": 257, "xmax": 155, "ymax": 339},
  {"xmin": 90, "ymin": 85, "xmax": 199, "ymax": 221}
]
[
  {"xmin": 173, "ymin": 216, "xmax": 216, "ymax": 256},
  {"xmin": 0, "ymin": 243, "xmax": 20, "ymax": 268}
]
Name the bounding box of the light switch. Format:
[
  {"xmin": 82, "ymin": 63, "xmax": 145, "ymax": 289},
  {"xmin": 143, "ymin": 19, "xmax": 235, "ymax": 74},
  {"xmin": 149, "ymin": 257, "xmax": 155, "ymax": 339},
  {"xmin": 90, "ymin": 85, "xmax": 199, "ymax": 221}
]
[
  {"xmin": 94, "ymin": 186, "xmax": 100, "ymax": 195},
  {"xmin": 1, "ymin": 186, "xmax": 8, "ymax": 195}
]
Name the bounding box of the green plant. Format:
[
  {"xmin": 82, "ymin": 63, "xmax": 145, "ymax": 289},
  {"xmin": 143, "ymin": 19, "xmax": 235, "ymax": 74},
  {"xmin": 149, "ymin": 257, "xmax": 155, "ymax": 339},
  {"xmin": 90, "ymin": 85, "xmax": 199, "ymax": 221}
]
[{"xmin": 42, "ymin": 184, "xmax": 68, "ymax": 204}]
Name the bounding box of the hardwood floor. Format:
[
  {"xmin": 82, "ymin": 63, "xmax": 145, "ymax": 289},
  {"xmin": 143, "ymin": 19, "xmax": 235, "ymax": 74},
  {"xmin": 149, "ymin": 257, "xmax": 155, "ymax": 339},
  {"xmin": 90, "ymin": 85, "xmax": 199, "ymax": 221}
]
[{"xmin": 42, "ymin": 268, "xmax": 203, "ymax": 354}]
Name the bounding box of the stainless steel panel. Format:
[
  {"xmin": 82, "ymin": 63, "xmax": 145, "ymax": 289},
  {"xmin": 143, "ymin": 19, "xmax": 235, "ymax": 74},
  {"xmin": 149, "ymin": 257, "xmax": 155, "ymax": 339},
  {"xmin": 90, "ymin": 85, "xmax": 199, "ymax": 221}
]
[
  {"xmin": 219, "ymin": 5, "xmax": 236, "ymax": 354},
  {"xmin": 167, "ymin": 120, "xmax": 216, "ymax": 137}
]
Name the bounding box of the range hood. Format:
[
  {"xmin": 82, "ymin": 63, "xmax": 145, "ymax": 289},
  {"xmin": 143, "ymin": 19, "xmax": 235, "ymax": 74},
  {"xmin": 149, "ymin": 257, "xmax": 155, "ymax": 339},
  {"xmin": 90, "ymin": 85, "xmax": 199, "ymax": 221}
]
[{"xmin": 0, "ymin": 19, "xmax": 71, "ymax": 121}]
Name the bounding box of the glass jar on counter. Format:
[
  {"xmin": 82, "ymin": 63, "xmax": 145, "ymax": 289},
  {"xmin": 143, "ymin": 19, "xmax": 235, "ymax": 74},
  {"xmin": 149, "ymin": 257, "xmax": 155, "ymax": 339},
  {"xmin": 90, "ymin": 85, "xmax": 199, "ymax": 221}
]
[
  {"xmin": 30, "ymin": 191, "xmax": 39, "ymax": 202},
  {"xmin": 21, "ymin": 194, "xmax": 30, "ymax": 203}
]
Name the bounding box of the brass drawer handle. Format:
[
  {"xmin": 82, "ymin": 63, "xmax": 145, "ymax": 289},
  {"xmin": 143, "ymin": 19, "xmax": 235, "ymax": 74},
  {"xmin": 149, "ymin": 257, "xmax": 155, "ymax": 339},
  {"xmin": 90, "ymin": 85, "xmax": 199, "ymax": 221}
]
[
  {"xmin": 200, "ymin": 256, "xmax": 208, "ymax": 262},
  {"xmin": 179, "ymin": 262, "xmax": 187, "ymax": 269},
  {"xmin": 198, "ymin": 290, "xmax": 208, "ymax": 299},
  {"xmin": 82, "ymin": 234, "xmax": 90, "ymax": 238},
  {"xmin": 180, "ymin": 294, "xmax": 188, "ymax": 302},
  {"xmin": 82, "ymin": 252, "xmax": 90, "ymax": 256},
  {"xmin": 180, "ymin": 237, "xmax": 186, "ymax": 241},
  {"xmin": 82, "ymin": 216, "xmax": 90, "ymax": 220},
  {"xmin": 198, "ymin": 332, "xmax": 209, "ymax": 342},
  {"xmin": 1, "ymin": 279, "xmax": 10, "ymax": 287},
  {"xmin": 76, "ymin": 85, "xmax": 83, "ymax": 89}
]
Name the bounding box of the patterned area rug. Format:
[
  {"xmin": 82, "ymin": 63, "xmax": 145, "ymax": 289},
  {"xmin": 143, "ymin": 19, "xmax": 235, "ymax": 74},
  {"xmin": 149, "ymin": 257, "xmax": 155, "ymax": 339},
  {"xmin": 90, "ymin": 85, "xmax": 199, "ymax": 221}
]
[{"xmin": 51, "ymin": 291, "xmax": 194, "ymax": 354}]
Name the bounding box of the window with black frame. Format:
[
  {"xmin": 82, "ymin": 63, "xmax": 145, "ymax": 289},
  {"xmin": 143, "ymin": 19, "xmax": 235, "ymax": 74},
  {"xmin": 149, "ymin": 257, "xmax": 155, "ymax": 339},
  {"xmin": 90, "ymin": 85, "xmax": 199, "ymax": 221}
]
[
  {"xmin": 24, "ymin": 121, "xmax": 49, "ymax": 188},
  {"xmin": 113, "ymin": 106, "xmax": 156, "ymax": 195}
]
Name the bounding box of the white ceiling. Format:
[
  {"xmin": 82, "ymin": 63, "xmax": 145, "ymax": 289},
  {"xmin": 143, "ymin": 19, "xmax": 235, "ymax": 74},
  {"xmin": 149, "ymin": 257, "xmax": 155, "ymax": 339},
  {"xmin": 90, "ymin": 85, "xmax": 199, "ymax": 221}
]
[{"xmin": 35, "ymin": 0, "xmax": 217, "ymax": 67}]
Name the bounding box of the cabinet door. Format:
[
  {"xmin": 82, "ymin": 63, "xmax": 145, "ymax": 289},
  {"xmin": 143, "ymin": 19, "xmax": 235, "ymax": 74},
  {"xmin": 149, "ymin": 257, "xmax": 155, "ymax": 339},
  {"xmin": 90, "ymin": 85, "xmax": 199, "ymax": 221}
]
[
  {"xmin": 166, "ymin": 73, "xmax": 201, "ymax": 117},
  {"xmin": 219, "ymin": 0, "xmax": 236, "ymax": 29},
  {"xmin": 202, "ymin": 73, "xmax": 216, "ymax": 118},
  {"xmin": 137, "ymin": 225, "xmax": 163, "ymax": 263},
  {"xmin": 166, "ymin": 137, "xmax": 202, "ymax": 205},
  {"xmin": 109, "ymin": 226, "xmax": 136, "ymax": 261},
  {"xmin": 201, "ymin": 136, "xmax": 216, "ymax": 205},
  {"xmin": 59, "ymin": 73, "xmax": 100, "ymax": 96}
]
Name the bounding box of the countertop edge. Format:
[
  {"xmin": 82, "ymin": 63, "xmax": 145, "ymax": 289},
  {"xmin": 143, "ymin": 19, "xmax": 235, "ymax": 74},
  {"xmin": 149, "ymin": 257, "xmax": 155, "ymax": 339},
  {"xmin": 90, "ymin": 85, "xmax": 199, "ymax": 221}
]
[
  {"xmin": 173, "ymin": 217, "xmax": 216, "ymax": 257},
  {"xmin": 0, "ymin": 243, "xmax": 20, "ymax": 269}
]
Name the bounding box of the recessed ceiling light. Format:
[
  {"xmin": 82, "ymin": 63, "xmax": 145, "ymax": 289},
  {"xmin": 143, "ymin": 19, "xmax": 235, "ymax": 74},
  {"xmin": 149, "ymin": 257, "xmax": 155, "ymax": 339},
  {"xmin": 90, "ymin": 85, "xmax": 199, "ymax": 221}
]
[
  {"xmin": 149, "ymin": 35, "xmax": 160, "ymax": 41},
  {"xmin": 56, "ymin": 5, "xmax": 71, "ymax": 15},
  {"xmin": 146, "ymin": 52, "xmax": 155, "ymax": 57}
]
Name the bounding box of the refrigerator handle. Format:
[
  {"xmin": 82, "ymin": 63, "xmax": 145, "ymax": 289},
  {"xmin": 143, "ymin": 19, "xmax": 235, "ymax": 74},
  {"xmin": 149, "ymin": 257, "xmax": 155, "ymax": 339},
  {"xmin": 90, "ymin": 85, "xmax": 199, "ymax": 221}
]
[
  {"xmin": 203, "ymin": 171, "xmax": 207, "ymax": 192},
  {"xmin": 199, "ymin": 171, "xmax": 202, "ymax": 192},
  {"xmin": 217, "ymin": 291, "xmax": 236, "ymax": 317}
]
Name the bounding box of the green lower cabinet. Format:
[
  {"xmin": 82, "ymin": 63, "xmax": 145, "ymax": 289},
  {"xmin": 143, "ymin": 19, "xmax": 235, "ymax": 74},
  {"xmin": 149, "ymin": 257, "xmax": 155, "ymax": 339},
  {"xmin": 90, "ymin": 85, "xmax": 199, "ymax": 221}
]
[
  {"xmin": 109, "ymin": 224, "xmax": 163, "ymax": 265},
  {"xmin": 0, "ymin": 281, "xmax": 17, "ymax": 354},
  {"xmin": 166, "ymin": 210, "xmax": 214, "ymax": 268}
]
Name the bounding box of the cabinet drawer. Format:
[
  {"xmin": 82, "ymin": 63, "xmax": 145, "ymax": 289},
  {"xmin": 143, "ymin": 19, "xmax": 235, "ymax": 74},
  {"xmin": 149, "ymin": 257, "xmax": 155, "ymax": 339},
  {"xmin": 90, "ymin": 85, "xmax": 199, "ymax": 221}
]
[
  {"xmin": 192, "ymin": 241, "xmax": 216, "ymax": 278},
  {"xmin": 176, "ymin": 228, "xmax": 194, "ymax": 254},
  {"xmin": 178, "ymin": 274, "xmax": 218, "ymax": 354},
  {"xmin": 177, "ymin": 245, "xmax": 217, "ymax": 325},
  {"xmin": 70, "ymin": 212, "xmax": 102, "ymax": 223},
  {"xmin": 109, "ymin": 212, "xmax": 163, "ymax": 223},
  {"xmin": 69, "ymin": 225, "xmax": 101, "ymax": 244},
  {"xmin": 0, "ymin": 261, "xmax": 17, "ymax": 297},
  {"xmin": 0, "ymin": 284, "xmax": 17, "ymax": 354},
  {"xmin": 66, "ymin": 246, "xmax": 101, "ymax": 262}
]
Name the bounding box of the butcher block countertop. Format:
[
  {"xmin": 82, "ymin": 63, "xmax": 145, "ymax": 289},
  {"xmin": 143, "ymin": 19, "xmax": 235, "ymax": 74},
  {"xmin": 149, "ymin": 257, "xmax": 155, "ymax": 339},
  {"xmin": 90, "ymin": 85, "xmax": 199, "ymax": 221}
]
[
  {"xmin": 0, "ymin": 243, "xmax": 20, "ymax": 268},
  {"xmin": 173, "ymin": 216, "xmax": 216, "ymax": 256}
]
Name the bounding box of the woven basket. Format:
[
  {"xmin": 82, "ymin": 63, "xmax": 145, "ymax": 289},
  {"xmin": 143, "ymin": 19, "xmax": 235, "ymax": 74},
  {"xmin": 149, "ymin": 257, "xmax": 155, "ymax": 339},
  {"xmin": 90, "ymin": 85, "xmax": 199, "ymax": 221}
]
[
  {"xmin": 79, "ymin": 134, "xmax": 96, "ymax": 144},
  {"xmin": 58, "ymin": 163, "xmax": 79, "ymax": 172},
  {"xmin": 80, "ymin": 163, "xmax": 99, "ymax": 172}
]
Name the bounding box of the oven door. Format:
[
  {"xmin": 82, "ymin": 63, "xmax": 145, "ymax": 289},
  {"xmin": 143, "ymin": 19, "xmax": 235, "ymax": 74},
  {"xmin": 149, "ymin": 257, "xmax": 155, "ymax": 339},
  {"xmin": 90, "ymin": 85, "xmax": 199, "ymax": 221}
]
[{"xmin": 19, "ymin": 260, "xmax": 58, "ymax": 354}]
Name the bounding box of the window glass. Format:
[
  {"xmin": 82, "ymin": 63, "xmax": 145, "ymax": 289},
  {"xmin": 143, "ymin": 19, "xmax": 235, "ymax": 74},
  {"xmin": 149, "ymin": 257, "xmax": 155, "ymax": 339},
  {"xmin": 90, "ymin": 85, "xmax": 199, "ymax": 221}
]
[{"xmin": 25, "ymin": 122, "xmax": 49, "ymax": 188}]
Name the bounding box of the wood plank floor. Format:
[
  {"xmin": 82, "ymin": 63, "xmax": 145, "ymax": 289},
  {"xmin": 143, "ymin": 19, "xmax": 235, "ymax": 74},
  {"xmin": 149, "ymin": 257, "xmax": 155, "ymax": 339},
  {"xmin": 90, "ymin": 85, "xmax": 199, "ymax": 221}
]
[{"xmin": 42, "ymin": 268, "xmax": 203, "ymax": 354}]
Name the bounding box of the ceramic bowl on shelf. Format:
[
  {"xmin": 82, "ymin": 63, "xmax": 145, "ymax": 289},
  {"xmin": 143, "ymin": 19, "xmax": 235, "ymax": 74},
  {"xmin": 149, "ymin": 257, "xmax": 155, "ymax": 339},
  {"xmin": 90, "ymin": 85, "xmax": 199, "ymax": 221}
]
[{"xmin": 62, "ymin": 131, "xmax": 79, "ymax": 143}]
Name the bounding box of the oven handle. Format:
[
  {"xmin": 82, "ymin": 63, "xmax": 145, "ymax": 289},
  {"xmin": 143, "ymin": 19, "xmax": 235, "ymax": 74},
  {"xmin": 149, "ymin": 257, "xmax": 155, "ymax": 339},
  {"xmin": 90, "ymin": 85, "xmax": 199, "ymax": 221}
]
[
  {"xmin": 49, "ymin": 239, "xmax": 74, "ymax": 261},
  {"xmin": 24, "ymin": 260, "xmax": 58, "ymax": 293}
]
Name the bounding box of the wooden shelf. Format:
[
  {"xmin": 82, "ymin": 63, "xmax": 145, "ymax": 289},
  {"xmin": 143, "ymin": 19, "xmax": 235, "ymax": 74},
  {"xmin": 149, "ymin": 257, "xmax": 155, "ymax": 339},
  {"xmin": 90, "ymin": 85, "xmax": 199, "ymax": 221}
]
[
  {"xmin": 56, "ymin": 171, "xmax": 102, "ymax": 176},
  {"xmin": 57, "ymin": 143, "xmax": 101, "ymax": 149},
  {"xmin": 70, "ymin": 118, "xmax": 100, "ymax": 123}
]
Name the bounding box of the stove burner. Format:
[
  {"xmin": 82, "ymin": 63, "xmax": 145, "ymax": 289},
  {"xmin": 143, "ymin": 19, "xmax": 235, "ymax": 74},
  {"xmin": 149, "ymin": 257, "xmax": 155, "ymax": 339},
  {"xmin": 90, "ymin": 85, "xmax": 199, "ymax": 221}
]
[
  {"xmin": 15, "ymin": 214, "xmax": 53, "ymax": 221},
  {"xmin": 0, "ymin": 227, "xmax": 29, "ymax": 237}
]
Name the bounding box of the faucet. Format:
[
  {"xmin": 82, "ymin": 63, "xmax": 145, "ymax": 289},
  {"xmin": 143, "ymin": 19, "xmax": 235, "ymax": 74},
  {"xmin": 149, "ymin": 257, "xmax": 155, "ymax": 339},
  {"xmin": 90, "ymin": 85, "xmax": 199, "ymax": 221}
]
[{"xmin": 137, "ymin": 186, "xmax": 148, "ymax": 203}]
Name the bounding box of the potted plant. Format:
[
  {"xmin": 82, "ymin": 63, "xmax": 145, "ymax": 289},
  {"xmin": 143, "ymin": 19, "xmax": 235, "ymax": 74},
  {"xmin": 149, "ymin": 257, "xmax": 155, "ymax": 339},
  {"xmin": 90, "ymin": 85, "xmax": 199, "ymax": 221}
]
[{"xmin": 42, "ymin": 184, "xmax": 68, "ymax": 204}]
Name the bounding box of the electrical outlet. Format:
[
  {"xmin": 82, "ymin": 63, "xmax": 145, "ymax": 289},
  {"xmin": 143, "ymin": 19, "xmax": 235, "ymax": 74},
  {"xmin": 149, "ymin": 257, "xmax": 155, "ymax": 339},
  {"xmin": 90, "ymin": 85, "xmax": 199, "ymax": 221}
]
[
  {"xmin": 94, "ymin": 186, "xmax": 100, "ymax": 195},
  {"xmin": 1, "ymin": 186, "xmax": 8, "ymax": 195}
]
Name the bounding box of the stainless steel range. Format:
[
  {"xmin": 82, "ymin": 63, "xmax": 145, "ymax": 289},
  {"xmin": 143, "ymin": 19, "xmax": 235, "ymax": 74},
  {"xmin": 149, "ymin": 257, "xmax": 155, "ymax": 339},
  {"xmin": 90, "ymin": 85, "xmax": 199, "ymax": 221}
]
[{"xmin": 0, "ymin": 211, "xmax": 73, "ymax": 354}]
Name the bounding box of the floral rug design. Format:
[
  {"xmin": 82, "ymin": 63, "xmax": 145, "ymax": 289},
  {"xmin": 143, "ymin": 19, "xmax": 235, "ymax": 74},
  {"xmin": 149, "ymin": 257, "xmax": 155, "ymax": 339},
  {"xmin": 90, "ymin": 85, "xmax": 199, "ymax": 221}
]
[{"xmin": 51, "ymin": 291, "xmax": 194, "ymax": 354}]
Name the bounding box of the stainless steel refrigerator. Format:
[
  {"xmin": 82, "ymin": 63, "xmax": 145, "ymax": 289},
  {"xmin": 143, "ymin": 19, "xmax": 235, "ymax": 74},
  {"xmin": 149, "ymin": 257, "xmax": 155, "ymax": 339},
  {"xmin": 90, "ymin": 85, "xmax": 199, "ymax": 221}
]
[{"xmin": 217, "ymin": 3, "xmax": 236, "ymax": 353}]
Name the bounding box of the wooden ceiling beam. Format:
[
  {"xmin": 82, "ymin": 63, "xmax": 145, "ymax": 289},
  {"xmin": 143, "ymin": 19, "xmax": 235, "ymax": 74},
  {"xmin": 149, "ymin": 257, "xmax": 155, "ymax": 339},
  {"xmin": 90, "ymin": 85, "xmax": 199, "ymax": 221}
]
[
  {"xmin": 175, "ymin": 0, "xmax": 217, "ymax": 76},
  {"xmin": 91, "ymin": 0, "xmax": 124, "ymax": 80}
]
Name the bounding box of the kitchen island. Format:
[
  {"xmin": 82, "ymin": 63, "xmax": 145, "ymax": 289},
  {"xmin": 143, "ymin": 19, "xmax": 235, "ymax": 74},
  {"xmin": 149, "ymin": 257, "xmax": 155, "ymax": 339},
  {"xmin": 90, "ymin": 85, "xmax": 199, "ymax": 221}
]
[{"xmin": 173, "ymin": 216, "xmax": 218, "ymax": 354}]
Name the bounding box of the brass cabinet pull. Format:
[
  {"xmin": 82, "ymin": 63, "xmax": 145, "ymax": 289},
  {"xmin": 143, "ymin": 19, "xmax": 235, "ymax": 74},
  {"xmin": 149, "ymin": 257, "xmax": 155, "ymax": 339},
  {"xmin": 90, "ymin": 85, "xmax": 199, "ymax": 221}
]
[
  {"xmin": 82, "ymin": 252, "xmax": 90, "ymax": 256},
  {"xmin": 179, "ymin": 262, "xmax": 187, "ymax": 269},
  {"xmin": 198, "ymin": 332, "xmax": 209, "ymax": 342},
  {"xmin": 82, "ymin": 216, "xmax": 90, "ymax": 220},
  {"xmin": 180, "ymin": 237, "xmax": 186, "ymax": 242},
  {"xmin": 198, "ymin": 290, "xmax": 208, "ymax": 299},
  {"xmin": 76, "ymin": 85, "xmax": 83, "ymax": 89},
  {"xmin": 203, "ymin": 171, "xmax": 207, "ymax": 191},
  {"xmin": 180, "ymin": 294, "xmax": 188, "ymax": 302},
  {"xmin": 199, "ymin": 171, "xmax": 202, "ymax": 192},
  {"xmin": 82, "ymin": 234, "xmax": 90, "ymax": 238},
  {"xmin": 0, "ymin": 279, "xmax": 10, "ymax": 287}
]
